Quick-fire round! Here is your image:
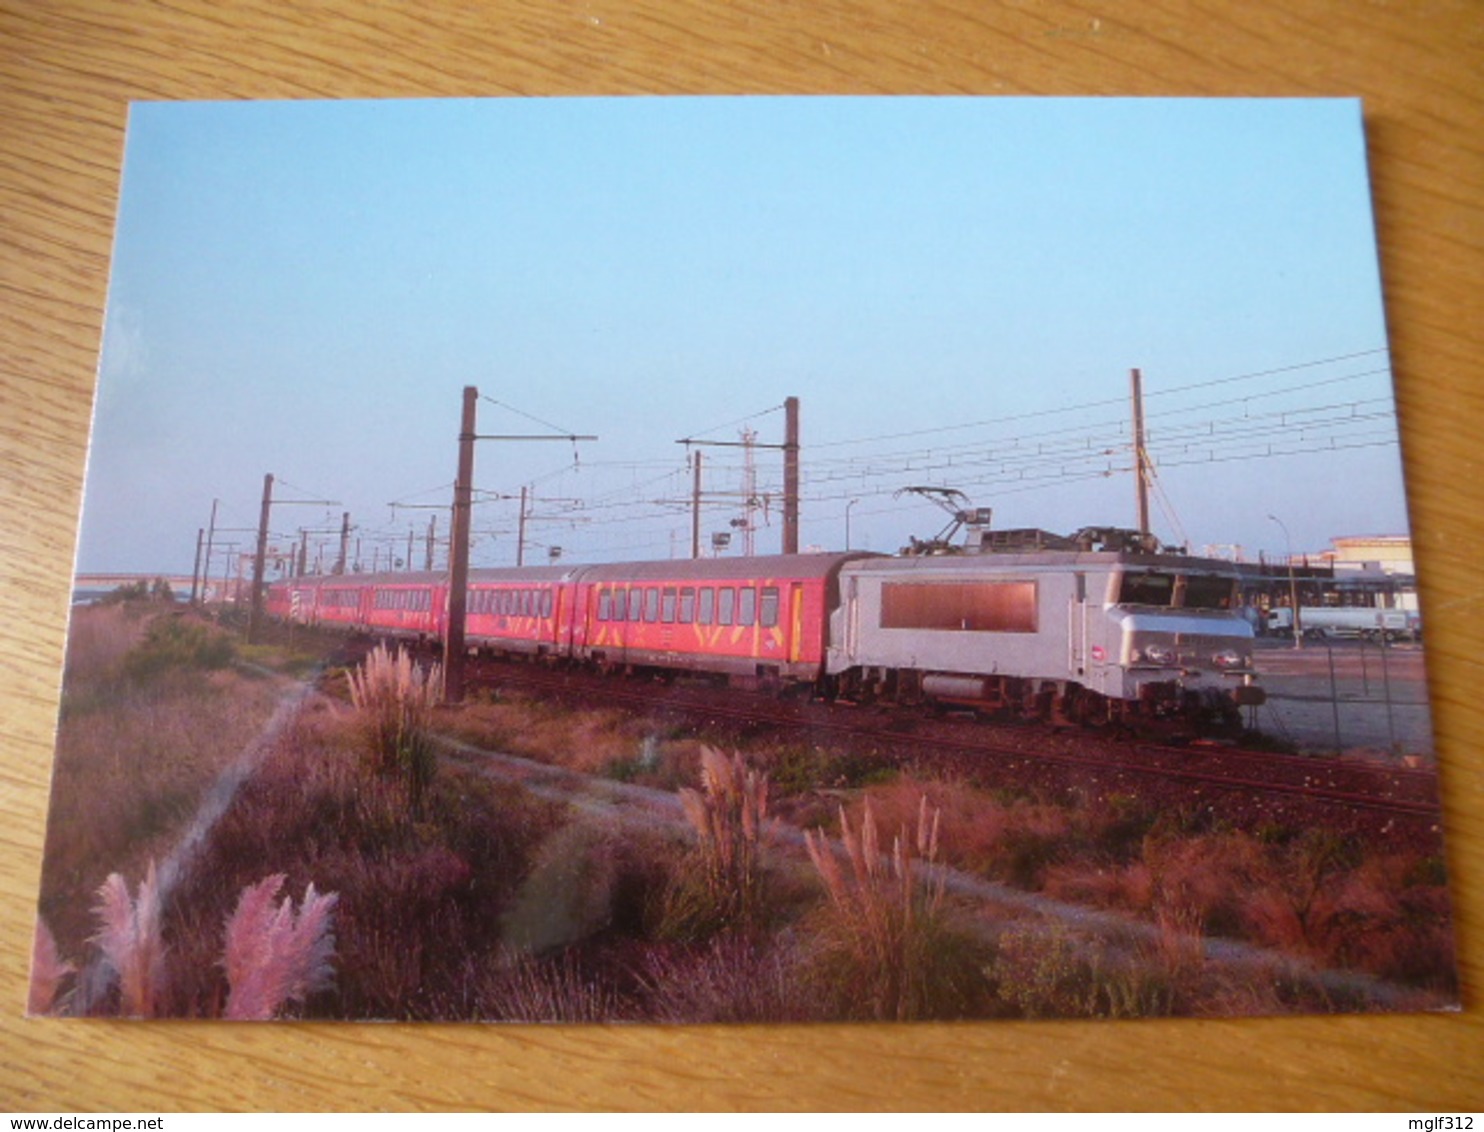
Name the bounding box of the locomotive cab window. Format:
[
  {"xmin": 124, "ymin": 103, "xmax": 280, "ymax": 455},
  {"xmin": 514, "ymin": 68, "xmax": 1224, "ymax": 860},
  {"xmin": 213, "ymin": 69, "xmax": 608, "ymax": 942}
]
[
  {"xmin": 1181, "ymin": 574, "xmax": 1235, "ymax": 610},
  {"xmin": 1116, "ymin": 571, "xmax": 1176, "ymax": 607},
  {"xmin": 1116, "ymin": 570, "xmax": 1234, "ymax": 610}
]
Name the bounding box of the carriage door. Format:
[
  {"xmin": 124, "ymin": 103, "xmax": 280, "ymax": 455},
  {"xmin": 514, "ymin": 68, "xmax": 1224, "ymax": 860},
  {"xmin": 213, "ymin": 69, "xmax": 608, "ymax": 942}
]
[
  {"xmin": 1068, "ymin": 572, "xmax": 1087, "ymax": 678},
  {"xmin": 845, "ymin": 576, "xmax": 860, "ymax": 664},
  {"xmin": 788, "ymin": 583, "xmax": 805, "ymax": 664}
]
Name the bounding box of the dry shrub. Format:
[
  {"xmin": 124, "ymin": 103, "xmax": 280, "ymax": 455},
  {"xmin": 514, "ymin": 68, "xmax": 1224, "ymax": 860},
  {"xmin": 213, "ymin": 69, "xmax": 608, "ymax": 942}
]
[
  {"xmin": 988, "ymin": 921, "xmax": 1180, "ymax": 1019},
  {"xmin": 803, "ymin": 795, "xmax": 983, "ymax": 1020},
  {"xmin": 1041, "ymin": 861, "xmax": 1154, "ymax": 912},
  {"xmin": 641, "ymin": 935, "xmax": 816, "ymax": 1023},
  {"xmin": 445, "ymin": 694, "xmax": 635, "ymax": 775},
  {"xmin": 222, "ymin": 874, "xmax": 339, "ymax": 1020},
  {"xmin": 479, "ymin": 949, "xmax": 628, "ymax": 1023},
  {"xmin": 61, "ymin": 604, "xmax": 146, "ymax": 693},
  {"xmin": 1241, "ymin": 849, "xmax": 1455, "ymax": 988},
  {"xmin": 853, "ymin": 777, "xmax": 1072, "ymax": 888},
  {"xmin": 90, "ymin": 862, "xmax": 166, "ymax": 1017},
  {"xmin": 1144, "ymin": 831, "xmax": 1272, "ymax": 937},
  {"xmin": 501, "ymin": 822, "xmax": 625, "ymax": 953}
]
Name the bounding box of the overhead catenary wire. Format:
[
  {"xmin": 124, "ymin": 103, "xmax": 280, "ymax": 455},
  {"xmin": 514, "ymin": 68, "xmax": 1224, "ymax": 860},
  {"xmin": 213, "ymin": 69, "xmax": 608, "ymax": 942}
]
[{"xmin": 299, "ymin": 348, "xmax": 1398, "ymax": 566}]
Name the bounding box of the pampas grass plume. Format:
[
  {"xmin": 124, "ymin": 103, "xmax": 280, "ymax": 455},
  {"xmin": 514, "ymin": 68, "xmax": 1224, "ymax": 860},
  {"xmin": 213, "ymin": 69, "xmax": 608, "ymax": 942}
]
[
  {"xmin": 90, "ymin": 861, "xmax": 166, "ymax": 1017},
  {"xmin": 223, "ymin": 874, "xmax": 339, "ymax": 1020},
  {"xmin": 28, "ymin": 918, "xmax": 76, "ymax": 1016}
]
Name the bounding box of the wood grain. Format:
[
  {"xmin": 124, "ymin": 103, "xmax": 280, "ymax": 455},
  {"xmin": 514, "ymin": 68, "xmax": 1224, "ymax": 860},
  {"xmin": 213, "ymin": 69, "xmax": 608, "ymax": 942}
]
[{"xmin": 2, "ymin": 0, "xmax": 1480, "ymax": 1111}]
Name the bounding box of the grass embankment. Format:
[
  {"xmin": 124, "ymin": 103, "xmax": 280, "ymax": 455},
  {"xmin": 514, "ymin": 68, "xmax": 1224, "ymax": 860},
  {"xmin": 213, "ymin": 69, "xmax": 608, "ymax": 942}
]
[
  {"xmin": 38, "ymin": 624, "xmax": 1456, "ymax": 1020},
  {"xmin": 39, "ymin": 605, "xmax": 293, "ymax": 951},
  {"xmin": 431, "ymin": 685, "xmax": 1456, "ymax": 1010}
]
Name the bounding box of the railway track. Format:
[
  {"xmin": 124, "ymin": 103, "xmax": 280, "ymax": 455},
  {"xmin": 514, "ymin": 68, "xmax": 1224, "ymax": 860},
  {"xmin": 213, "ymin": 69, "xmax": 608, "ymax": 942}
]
[{"xmin": 459, "ymin": 654, "xmax": 1443, "ymax": 837}]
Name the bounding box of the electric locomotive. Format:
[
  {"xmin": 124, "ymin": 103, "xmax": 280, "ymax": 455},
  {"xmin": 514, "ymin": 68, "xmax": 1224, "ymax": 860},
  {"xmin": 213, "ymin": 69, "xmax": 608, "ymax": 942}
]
[{"xmin": 828, "ymin": 539, "xmax": 1264, "ymax": 726}]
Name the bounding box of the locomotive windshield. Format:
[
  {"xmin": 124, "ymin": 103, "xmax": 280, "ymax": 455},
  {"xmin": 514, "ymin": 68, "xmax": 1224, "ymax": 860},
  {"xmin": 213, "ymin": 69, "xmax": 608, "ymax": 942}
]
[{"xmin": 1116, "ymin": 570, "xmax": 1235, "ymax": 610}]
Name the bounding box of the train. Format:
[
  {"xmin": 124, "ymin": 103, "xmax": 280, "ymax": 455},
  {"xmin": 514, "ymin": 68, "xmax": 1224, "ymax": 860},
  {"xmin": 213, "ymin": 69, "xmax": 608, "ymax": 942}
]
[{"xmin": 267, "ymin": 534, "xmax": 1266, "ymax": 728}]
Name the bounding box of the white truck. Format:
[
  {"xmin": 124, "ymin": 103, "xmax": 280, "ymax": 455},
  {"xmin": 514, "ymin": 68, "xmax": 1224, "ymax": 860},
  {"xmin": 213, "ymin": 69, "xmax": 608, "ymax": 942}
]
[{"xmin": 1265, "ymin": 605, "xmax": 1420, "ymax": 640}]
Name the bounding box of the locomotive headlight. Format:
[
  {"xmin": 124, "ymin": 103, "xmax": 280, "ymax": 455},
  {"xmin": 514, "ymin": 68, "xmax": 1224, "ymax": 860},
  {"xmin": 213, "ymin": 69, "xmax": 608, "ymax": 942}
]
[
  {"xmin": 1212, "ymin": 648, "xmax": 1246, "ymax": 669},
  {"xmin": 1141, "ymin": 643, "xmax": 1176, "ymax": 666}
]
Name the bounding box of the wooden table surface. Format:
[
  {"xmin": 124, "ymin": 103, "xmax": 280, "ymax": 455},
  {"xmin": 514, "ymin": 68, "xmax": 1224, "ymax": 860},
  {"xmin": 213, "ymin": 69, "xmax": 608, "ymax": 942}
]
[{"xmin": 2, "ymin": 0, "xmax": 1480, "ymax": 1112}]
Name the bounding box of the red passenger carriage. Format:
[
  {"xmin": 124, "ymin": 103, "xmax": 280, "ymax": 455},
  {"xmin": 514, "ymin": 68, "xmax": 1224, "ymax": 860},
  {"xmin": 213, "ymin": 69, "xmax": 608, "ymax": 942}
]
[{"xmin": 571, "ymin": 553, "xmax": 867, "ymax": 686}]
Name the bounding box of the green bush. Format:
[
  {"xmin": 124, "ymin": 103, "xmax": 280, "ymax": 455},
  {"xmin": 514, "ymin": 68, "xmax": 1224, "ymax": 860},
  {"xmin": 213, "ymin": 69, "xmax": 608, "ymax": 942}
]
[{"xmin": 121, "ymin": 616, "xmax": 236, "ymax": 681}]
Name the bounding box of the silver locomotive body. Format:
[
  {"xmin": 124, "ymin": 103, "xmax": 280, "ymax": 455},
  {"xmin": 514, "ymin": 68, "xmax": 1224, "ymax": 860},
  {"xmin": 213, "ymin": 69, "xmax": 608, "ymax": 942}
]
[{"xmin": 826, "ymin": 550, "xmax": 1263, "ymax": 723}]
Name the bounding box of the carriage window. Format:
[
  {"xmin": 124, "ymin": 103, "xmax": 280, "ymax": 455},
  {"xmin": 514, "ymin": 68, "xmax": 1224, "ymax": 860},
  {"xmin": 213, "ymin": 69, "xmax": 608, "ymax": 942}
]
[
  {"xmin": 661, "ymin": 587, "xmax": 677, "ymax": 623},
  {"xmin": 597, "ymin": 590, "xmax": 611, "ymax": 621},
  {"xmin": 698, "ymin": 588, "xmax": 714, "ymax": 625},
  {"xmin": 737, "ymin": 587, "xmax": 756, "ymax": 627},
  {"xmin": 627, "ymin": 588, "xmax": 643, "ymax": 622},
  {"xmin": 679, "ymin": 587, "xmax": 696, "ymax": 623},
  {"xmin": 717, "ymin": 587, "xmax": 735, "ymax": 626},
  {"xmin": 542, "ymin": 588, "xmax": 554, "ymax": 618},
  {"xmin": 759, "ymin": 587, "xmax": 779, "ymax": 628},
  {"xmin": 644, "ymin": 587, "xmax": 660, "ymax": 622}
]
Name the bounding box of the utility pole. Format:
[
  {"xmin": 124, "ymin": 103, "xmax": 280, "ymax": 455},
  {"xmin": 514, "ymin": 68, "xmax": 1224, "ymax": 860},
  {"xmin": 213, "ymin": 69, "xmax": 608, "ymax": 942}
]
[
  {"xmin": 691, "ymin": 450, "xmax": 703, "ymax": 559},
  {"xmin": 425, "ymin": 514, "xmax": 437, "ymax": 571},
  {"xmin": 298, "ymin": 529, "xmax": 309, "ymax": 576},
  {"xmin": 201, "ymin": 499, "xmax": 219, "ymax": 605},
  {"xmin": 248, "ymin": 475, "xmax": 339, "ymax": 642},
  {"xmin": 516, "ymin": 486, "xmax": 529, "ymax": 568},
  {"xmin": 443, "ymin": 387, "xmax": 596, "ymax": 704},
  {"xmin": 190, "ymin": 528, "xmax": 205, "ymax": 604},
  {"xmin": 741, "ymin": 428, "xmax": 757, "ymax": 557},
  {"xmin": 248, "ymin": 474, "xmax": 274, "ymax": 641},
  {"xmin": 783, "ymin": 395, "xmax": 799, "ymax": 554},
  {"xmin": 335, "ymin": 512, "xmax": 350, "ymax": 575},
  {"xmin": 444, "ymin": 386, "xmax": 479, "ymax": 703},
  {"xmin": 1130, "ymin": 368, "xmax": 1151, "ymax": 539}
]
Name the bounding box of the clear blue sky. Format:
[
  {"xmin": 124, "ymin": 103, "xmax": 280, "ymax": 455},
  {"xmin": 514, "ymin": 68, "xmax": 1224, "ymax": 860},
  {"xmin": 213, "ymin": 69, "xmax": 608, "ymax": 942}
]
[{"xmin": 80, "ymin": 96, "xmax": 1407, "ymax": 577}]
